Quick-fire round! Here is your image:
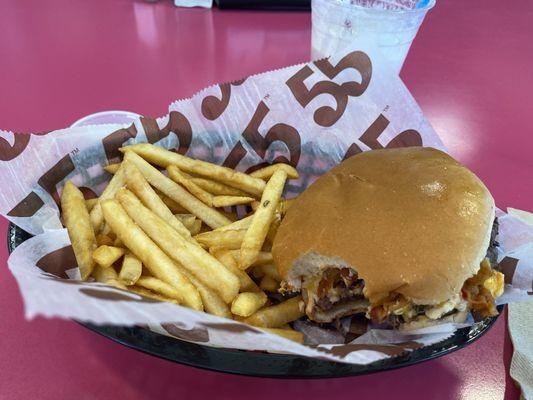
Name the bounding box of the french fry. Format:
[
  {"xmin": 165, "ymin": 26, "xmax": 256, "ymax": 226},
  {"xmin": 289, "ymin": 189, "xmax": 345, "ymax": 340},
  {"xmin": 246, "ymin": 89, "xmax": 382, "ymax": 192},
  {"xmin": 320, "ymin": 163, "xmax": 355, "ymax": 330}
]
[
  {"xmin": 96, "ymin": 234, "xmax": 114, "ymax": 247},
  {"xmin": 114, "ymin": 237, "xmax": 124, "ymax": 247},
  {"xmin": 85, "ymin": 198, "xmax": 98, "ymax": 212},
  {"xmin": 191, "ymin": 177, "xmax": 249, "ymax": 197},
  {"xmin": 171, "ymin": 214, "xmax": 199, "ymax": 235},
  {"xmin": 231, "ymin": 292, "xmax": 268, "ymax": 317},
  {"xmin": 119, "ymin": 251, "xmax": 142, "ymax": 285},
  {"xmin": 211, "ymin": 248, "xmax": 261, "ymax": 292},
  {"xmin": 129, "ymin": 286, "xmax": 179, "ymax": 304},
  {"xmin": 259, "ymin": 328, "xmax": 304, "ymax": 344},
  {"xmin": 103, "ymin": 163, "xmax": 121, "ymax": 174},
  {"xmin": 156, "ymin": 189, "xmax": 189, "ymax": 214},
  {"xmin": 188, "ymin": 219, "xmax": 202, "ymax": 235},
  {"xmin": 212, "ymin": 196, "xmax": 254, "ymax": 208},
  {"xmin": 121, "ymin": 143, "xmax": 266, "ymax": 196},
  {"xmin": 249, "ymin": 163, "xmax": 299, "ymax": 181},
  {"xmin": 135, "ymin": 276, "xmax": 188, "ymax": 302},
  {"xmin": 100, "ymin": 223, "xmax": 113, "ymax": 237},
  {"xmin": 253, "ymin": 264, "xmax": 281, "ymax": 281},
  {"xmin": 266, "ymin": 213, "xmax": 282, "ymax": 243},
  {"xmin": 92, "ymin": 245, "xmax": 125, "ymax": 268},
  {"xmin": 178, "ymin": 267, "xmax": 231, "ymax": 318},
  {"xmin": 123, "ymin": 150, "xmax": 231, "ymax": 229},
  {"xmin": 250, "ymin": 201, "xmax": 260, "ymax": 212},
  {"xmin": 230, "ymin": 250, "xmax": 272, "ymax": 268},
  {"xmin": 243, "ymin": 296, "xmax": 304, "ymax": 328},
  {"xmin": 117, "ymin": 189, "xmax": 240, "ymax": 303},
  {"xmin": 252, "ymin": 198, "xmax": 294, "ymax": 215},
  {"xmin": 90, "ymin": 163, "xmax": 126, "ymax": 233},
  {"xmin": 212, "ymin": 215, "xmax": 253, "ymax": 232},
  {"xmin": 260, "ymin": 276, "xmax": 279, "ymax": 292},
  {"xmin": 61, "ymin": 181, "xmax": 97, "ymax": 280},
  {"xmin": 93, "ymin": 264, "xmax": 127, "ymax": 290},
  {"xmin": 195, "ymin": 229, "xmax": 246, "ymax": 250},
  {"xmin": 175, "ymin": 213, "xmax": 196, "ymax": 227},
  {"xmin": 175, "ymin": 214, "xmax": 203, "ymax": 235},
  {"xmin": 167, "ymin": 165, "xmax": 214, "ymax": 206},
  {"xmin": 101, "ymin": 199, "xmax": 203, "ymax": 310},
  {"xmin": 239, "ymin": 170, "xmax": 287, "ymax": 269},
  {"xmin": 123, "ymin": 158, "xmax": 192, "ymax": 240}
]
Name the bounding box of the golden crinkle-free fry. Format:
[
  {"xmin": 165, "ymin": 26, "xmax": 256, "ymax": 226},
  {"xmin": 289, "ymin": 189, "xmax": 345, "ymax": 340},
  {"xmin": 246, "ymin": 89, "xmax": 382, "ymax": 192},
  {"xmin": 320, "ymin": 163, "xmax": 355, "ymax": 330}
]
[
  {"xmin": 93, "ymin": 264, "xmax": 127, "ymax": 290},
  {"xmin": 211, "ymin": 248, "xmax": 261, "ymax": 293},
  {"xmin": 212, "ymin": 196, "xmax": 255, "ymax": 208},
  {"xmin": 117, "ymin": 189, "xmax": 240, "ymax": 303},
  {"xmin": 230, "ymin": 250, "xmax": 273, "ymax": 268},
  {"xmin": 243, "ymin": 296, "xmax": 304, "ymax": 328},
  {"xmin": 85, "ymin": 198, "xmax": 99, "ymax": 212},
  {"xmin": 175, "ymin": 214, "xmax": 196, "ymax": 227},
  {"xmin": 123, "ymin": 157, "xmax": 192, "ymax": 240},
  {"xmin": 250, "ymin": 200, "xmax": 260, "ymax": 212},
  {"xmin": 212, "ymin": 214, "xmax": 253, "ymax": 232},
  {"xmin": 195, "ymin": 229, "xmax": 246, "ymax": 250},
  {"xmin": 89, "ymin": 163, "xmax": 126, "ymax": 233},
  {"xmin": 249, "ymin": 163, "xmax": 299, "ymax": 181},
  {"xmin": 103, "ymin": 163, "xmax": 121, "ymax": 174},
  {"xmin": 188, "ymin": 219, "xmax": 202, "ymax": 236},
  {"xmin": 119, "ymin": 251, "xmax": 143, "ymax": 285},
  {"xmin": 252, "ymin": 198, "xmax": 293, "ymax": 215},
  {"xmin": 121, "ymin": 143, "xmax": 266, "ymax": 197},
  {"xmin": 259, "ymin": 328, "xmax": 304, "ymax": 344},
  {"xmin": 177, "ymin": 267, "xmax": 231, "ymax": 318},
  {"xmin": 231, "ymin": 292, "xmax": 268, "ymax": 317},
  {"xmin": 266, "ymin": 213, "xmax": 282, "ymax": 244},
  {"xmin": 61, "ymin": 181, "xmax": 97, "ymax": 280},
  {"xmin": 135, "ymin": 276, "xmax": 187, "ymax": 302},
  {"xmin": 259, "ymin": 276, "xmax": 279, "ymax": 292},
  {"xmin": 92, "ymin": 245, "xmax": 125, "ymax": 268},
  {"xmin": 101, "ymin": 199, "xmax": 203, "ymax": 311},
  {"xmin": 96, "ymin": 234, "xmax": 114, "ymax": 247},
  {"xmin": 167, "ymin": 165, "xmax": 214, "ymax": 206},
  {"xmin": 239, "ymin": 170, "xmax": 287, "ymax": 269},
  {"xmin": 129, "ymin": 286, "xmax": 179, "ymax": 304},
  {"xmin": 175, "ymin": 214, "xmax": 203, "ymax": 235},
  {"xmin": 191, "ymin": 177, "xmax": 249, "ymax": 197},
  {"xmin": 100, "ymin": 223, "xmax": 114, "ymax": 238},
  {"xmin": 123, "ymin": 150, "xmax": 231, "ymax": 229},
  {"xmin": 156, "ymin": 189, "xmax": 188, "ymax": 214}
]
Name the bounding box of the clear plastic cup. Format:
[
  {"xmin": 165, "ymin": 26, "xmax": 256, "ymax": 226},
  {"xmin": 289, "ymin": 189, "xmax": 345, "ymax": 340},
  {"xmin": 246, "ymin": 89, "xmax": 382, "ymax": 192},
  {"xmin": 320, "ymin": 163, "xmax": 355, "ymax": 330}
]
[
  {"xmin": 70, "ymin": 110, "xmax": 141, "ymax": 128},
  {"xmin": 311, "ymin": 0, "xmax": 436, "ymax": 75}
]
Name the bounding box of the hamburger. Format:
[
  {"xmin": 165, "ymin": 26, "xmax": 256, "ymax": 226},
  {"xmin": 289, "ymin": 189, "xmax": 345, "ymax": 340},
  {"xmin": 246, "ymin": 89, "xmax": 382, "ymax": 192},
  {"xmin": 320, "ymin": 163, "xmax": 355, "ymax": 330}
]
[{"xmin": 272, "ymin": 147, "xmax": 504, "ymax": 329}]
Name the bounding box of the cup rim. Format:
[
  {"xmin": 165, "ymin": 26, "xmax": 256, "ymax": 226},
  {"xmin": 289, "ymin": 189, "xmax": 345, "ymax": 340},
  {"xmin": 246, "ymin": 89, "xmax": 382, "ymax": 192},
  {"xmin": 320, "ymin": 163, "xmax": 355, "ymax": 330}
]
[
  {"xmin": 70, "ymin": 110, "xmax": 141, "ymax": 128},
  {"xmin": 313, "ymin": 0, "xmax": 436, "ymax": 15}
]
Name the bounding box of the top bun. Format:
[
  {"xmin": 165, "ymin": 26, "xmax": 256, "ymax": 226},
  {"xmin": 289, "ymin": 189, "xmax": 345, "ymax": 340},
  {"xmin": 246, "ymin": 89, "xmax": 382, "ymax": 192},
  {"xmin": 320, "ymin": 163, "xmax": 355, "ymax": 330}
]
[{"xmin": 273, "ymin": 147, "xmax": 495, "ymax": 305}]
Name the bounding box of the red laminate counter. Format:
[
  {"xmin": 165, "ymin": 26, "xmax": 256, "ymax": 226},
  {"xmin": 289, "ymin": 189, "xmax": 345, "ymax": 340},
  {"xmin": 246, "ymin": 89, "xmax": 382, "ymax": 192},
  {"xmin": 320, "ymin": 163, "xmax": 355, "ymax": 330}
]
[{"xmin": 0, "ymin": 0, "xmax": 530, "ymax": 399}]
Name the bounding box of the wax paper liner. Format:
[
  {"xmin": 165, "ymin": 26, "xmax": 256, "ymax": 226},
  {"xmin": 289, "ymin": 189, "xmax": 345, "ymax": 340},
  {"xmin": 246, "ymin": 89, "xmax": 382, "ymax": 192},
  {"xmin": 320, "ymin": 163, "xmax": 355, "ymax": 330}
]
[{"xmin": 2, "ymin": 41, "xmax": 532, "ymax": 365}]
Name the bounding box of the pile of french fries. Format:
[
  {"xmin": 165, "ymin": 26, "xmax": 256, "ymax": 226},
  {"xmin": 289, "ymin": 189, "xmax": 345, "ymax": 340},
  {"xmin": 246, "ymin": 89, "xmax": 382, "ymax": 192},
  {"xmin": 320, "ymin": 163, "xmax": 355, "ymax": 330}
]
[{"xmin": 60, "ymin": 143, "xmax": 304, "ymax": 343}]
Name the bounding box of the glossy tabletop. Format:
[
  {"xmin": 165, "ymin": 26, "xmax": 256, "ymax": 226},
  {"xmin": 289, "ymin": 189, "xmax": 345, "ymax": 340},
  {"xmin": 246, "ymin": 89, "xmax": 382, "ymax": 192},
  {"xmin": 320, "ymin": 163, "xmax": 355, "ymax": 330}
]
[{"xmin": 0, "ymin": 0, "xmax": 530, "ymax": 399}]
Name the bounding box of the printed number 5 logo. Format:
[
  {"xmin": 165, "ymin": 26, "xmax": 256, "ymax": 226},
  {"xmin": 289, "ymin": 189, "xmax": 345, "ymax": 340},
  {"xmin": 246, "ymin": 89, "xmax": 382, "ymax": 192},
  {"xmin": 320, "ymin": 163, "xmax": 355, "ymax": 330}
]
[
  {"xmin": 223, "ymin": 101, "xmax": 301, "ymax": 170},
  {"xmin": 286, "ymin": 51, "xmax": 372, "ymax": 127}
]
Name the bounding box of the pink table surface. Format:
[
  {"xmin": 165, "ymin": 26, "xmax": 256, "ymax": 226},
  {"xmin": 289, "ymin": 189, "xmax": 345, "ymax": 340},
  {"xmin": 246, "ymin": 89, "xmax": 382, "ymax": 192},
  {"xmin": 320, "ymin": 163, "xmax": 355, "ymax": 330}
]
[{"xmin": 0, "ymin": 0, "xmax": 530, "ymax": 399}]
